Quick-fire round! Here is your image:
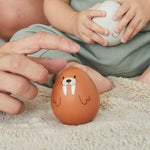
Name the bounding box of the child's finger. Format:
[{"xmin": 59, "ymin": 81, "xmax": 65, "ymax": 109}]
[
  {"xmin": 92, "ymin": 33, "xmax": 108, "ymax": 46},
  {"xmin": 82, "ymin": 25, "xmax": 108, "ymax": 46},
  {"xmin": 113, "ymin": 3, "xmax": 130, "ymax": 21},
  {"xmin": 85, "ymin": 30, "xmax": 107, "ymax": 46},
  {"xmin": 87, "ymin": 21, "xmax": 109, "ymax": 36},
  {"xmin": 90, "ymin": 3, "xmax": 101, "ymax": 10},
  {"xmin": 114, "ymin": 0, "xmax": 124, "ymax": 5},
  {"xmin": 115, "ymin": 8, "xmax": 135, "ymax": 33},
  {"xmin": 121, "ymin": 16, "xmax": 140, "ymax": 43},
  {"xmin": 128, "ymin": 21, "xmax": 143, "ymax": 40},
  {"xmin": 82, "ymin": 33, "xmax": 95, "ymax": 44},
  {"xmin": 86, "ymin": 9, "xmax": 106, "ymax": 19}
]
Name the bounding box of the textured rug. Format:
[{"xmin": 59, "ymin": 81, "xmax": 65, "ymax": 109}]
[{"xmin": 0, "ymin": 76, "xmax": 149, "ymax": 150}]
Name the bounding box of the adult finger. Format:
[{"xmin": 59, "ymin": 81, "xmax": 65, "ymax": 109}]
[
  {"xmin": 1, "ymin": 32, "xmax": 80, "ymax": 55},
  {"xmin": 30, "ymin": 57, "xmax": 67, "ymax": 74},
  {"xmin": 0, "ymin": 93, "xmax": 25, "ymax": 115},
  {"xmin": 0, "ymin": 54, "xmax": 49, "ymax": 84},
  {"xmin": 0, "ymin": 71, "xmax": 38, "ymax": 100}
]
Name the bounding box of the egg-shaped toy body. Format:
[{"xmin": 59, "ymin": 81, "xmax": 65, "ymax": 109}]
[
  {"xmin": 51, "ymin": 67, "xmax": 100, "ymax": 125},
  {"xmin": 92, "ymin": 0, "xmax": 126, "ymax": 46}
]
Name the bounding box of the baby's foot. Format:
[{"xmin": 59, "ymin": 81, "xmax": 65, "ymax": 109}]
[
  {"xmin": 55, "ymin": 62, "xmax": 112, "ymax": 94},
  {"xmin": 136, "ymin": 67, "xmax": 150, "ymax": 84}
]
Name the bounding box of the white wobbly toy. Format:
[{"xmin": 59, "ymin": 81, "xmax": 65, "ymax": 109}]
[{"xmin": 92, "ymin": 0, "xmax": 126, "ymax": 46}]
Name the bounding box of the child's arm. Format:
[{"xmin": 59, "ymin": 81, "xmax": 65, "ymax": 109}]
[
  {"xmin": 44, "ymin": 0, "xmax": 76, "ymax": 35},
  {"xmin": 44, "ymin": 0, "xmax": 109, "ymax": 46},
  {"xmin": 113, "ymin": 0, "xmax": 150, "ymax": 43}
]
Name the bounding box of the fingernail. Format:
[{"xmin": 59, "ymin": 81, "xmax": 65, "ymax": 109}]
[
  {"xmin": 101, "ymin": 11, "xmax": 106, "ymax": 16},
  {"xmin": 104, "ymin": 30, "xmax": 109, "ymax": 35},
  {"xmin": 121, "ymin": 38, "xmax": 126, "ymax": 43},
  {"xmin": 70, "ymin": 43, "xmax": 80, "ymax": 52},
  {"xmin": 113, "ymin": 16, "xmax": 117, "ymax": 21},
  {"xmin": 103, "ymin": 41, "xmax": 108, "ymax": 46}
]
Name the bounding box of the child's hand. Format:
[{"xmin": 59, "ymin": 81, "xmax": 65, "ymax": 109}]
[
  {"xmin": 73, "ymin": 3, "xmax": 109, "ymax": 46},
  {"xmin": 113, "ymin": 0, "xmax": 150, "ymax": 43}
]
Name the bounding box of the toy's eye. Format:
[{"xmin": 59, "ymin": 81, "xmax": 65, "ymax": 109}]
[
  {"xmin": 62, "ymin": 76, "xmax": 64, "ymax": 79},
  {"xmin": 111, "ymin": 32, "xmax": 120, "ymax": 38},
  {"xmin": 74, "ymin": 75, "xmax": 76, "ymax": 78}
]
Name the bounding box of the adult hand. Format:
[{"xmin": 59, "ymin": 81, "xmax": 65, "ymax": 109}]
[
  {"xmin": 113, "ymin": 0, "xmax": 150, "ymax": 43},
  {"xmin": 73, "ymin": 3, "xmax": 109, "ymax": 46},
  {"xmin": 0, "ymin": 32, "xmax": 80, "ymax": 115}
]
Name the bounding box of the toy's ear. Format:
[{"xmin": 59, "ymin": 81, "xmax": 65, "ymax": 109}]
[{"xmin": 52, "ymin": 97, "xmax": 61, "ymax": 107}]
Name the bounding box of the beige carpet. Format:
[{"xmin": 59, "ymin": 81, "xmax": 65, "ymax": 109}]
[{"xmin": 0, "ymin": 76, "xmax": 149, "ymax": 150}]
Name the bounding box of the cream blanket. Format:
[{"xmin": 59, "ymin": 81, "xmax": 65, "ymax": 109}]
[{"xmin": 0, "ymin": 76, "xmax": 149, "ymax": 150}]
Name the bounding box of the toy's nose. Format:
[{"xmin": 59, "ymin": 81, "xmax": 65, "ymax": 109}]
[{"xmin": 66, "ymin": 79, "xmax": 71, "ymax": 83}]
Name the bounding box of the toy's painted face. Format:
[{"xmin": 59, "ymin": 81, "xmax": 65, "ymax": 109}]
[
  {"xmin": 62, "ymin": 76, "xmax": 76, "ymax": 96},
  {"xmin": 111, "ymin": 32, "xmax": 120, "ymax": 38}
]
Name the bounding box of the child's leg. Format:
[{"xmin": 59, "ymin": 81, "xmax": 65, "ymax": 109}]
[
  {"xmin": 0, "ymin": 0, "xmax": 49, "ymax": 41},
  {"xmin": 136, "ymin": 67, "xmax": 150, "ymax": 84},
  {"xmin": 54, "ymin": 61, "xmax": 112, "ymax": 94}
]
